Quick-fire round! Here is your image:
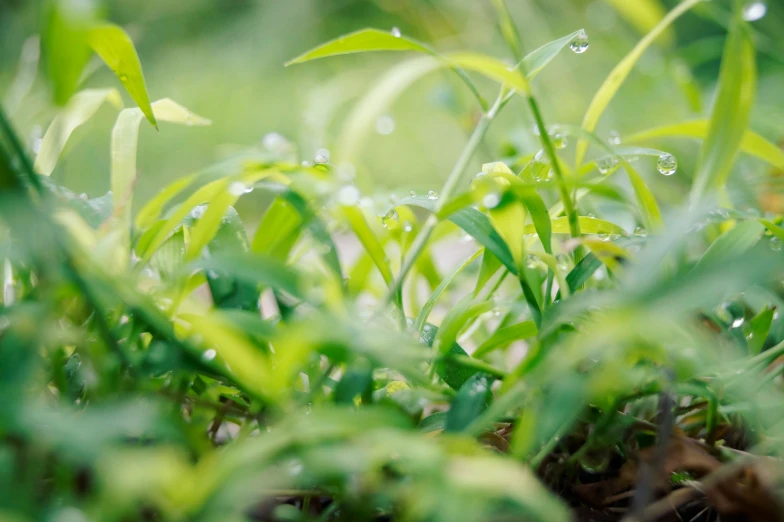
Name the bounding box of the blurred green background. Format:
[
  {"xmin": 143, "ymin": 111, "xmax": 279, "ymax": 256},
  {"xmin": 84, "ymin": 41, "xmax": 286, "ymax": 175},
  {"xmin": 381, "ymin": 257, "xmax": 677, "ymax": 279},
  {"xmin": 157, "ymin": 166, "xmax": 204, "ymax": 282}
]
[{"xmin": 2, "ymin": 0, "xmax": 783, "ymax": 218}]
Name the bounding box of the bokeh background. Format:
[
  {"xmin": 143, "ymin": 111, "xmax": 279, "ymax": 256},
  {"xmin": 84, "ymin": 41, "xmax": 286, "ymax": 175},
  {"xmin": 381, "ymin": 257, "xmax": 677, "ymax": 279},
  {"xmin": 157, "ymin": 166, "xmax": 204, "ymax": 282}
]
[{"xmin": 1, "ymin": 0, "xmax": 783, "ymax": 220}]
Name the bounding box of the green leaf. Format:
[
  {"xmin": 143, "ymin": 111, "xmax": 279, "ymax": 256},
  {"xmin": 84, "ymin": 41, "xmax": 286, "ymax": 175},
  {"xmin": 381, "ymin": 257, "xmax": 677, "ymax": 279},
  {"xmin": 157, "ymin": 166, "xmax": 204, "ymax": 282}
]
[
  {"xmin": 342, "ymin": 206, "xmax": 394, "ymax": 286},
  {"xmin": 334, "ymin": 365, "xmax": 373, "ymax": 405},
  {"xmin": 87, "ymin": 23, "xmax": 157, "ymax": 128},
  {"xmin": 575, "ymin": 0, "xmax": 703, "ymax": 167},
  {"xmin": 445, "ymin": 374, "xmax": 492, "ymax": 433},
  {"xmin": 435, "ymin": 297, "xmax": 495, "ymax": 356},
  {"xmin": 202, "ymin": 207, "xmax": 259, "ymax": 311},
  {"xmin": 286, "ymin": 28, "xmax": 431, "ymax": 65},
  {"xmin": 473, "ymin": 321, "xmax": 538, "ymax": 359},
  {"xmin": 43, "ymin": 0, "xmax": 97, "ymax": 105},
  {"xmin": 690, "ymin": 15, "xmax": 757, "ymax": 201},
  {"xmin": 419, "ymin": 323, "xmax": 477, "ymax": 390},
  {"xmin": 35, "ymin": 89, "xmax": 123, "ymax": 175},
  {"xmin": 286, "ymin": 29, "xmax": 486, "ymax": 110},
  {"xmin": 516, "ymin": 29, "xmax": 585, "ymax": 79},
  {"xmin": 692, "ymin": 220, "xmax": 765, "ymax": 273},
  {"xmin": 747, "ymin": 307, "xmax": 774, "ymax": 356},
  {"xmin": 112, "ymin": 99, "xmax": 211, "ymax": 227},
  {"xmin": 401, "ymin": 196, "xmax": 518, "ymax": 275},
  {"xmin": 447, "ymin": 52, "xmax": 529, "ymax": 94},
  {"xmin": 419, "ymin": 411, "xmax": 448, "ymax": 432},
  {"xmin": 555, "ymin": 253, "xmax": 603, "ymax": 300},
  {"xmin": 604, "ymin": 0, "xmax": 674, "ymax": 47},
  {"xmin": 622, "ymin": 159, "xmax": 663, "ymax": 231},
  {"xmin": 190, "ymin": 252, "xmax": 303, "ymax": 300},
  {"xmin": 251, "ymin": 197, "xmax": 303, "ymax": 260},
  {"xmin": 624, "ymin": 120, "xmax": 784, "ymax": 170},
  {"xmin": 525, "ymin": 216, "xmax": 626, "ymax": 236},
  {"xmin": 415, "ymin": 250, "xmax": 482, "ymax": 332}
]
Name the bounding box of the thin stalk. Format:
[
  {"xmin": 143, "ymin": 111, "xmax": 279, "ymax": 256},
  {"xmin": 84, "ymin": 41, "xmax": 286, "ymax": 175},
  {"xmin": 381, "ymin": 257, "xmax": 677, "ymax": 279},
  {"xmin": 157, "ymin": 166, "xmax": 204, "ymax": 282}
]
[
  {"xmin": 526, "ymin": 96, "xmax": 580, "ymax": 240},
  {"xmin": 380, "ymin": 93, "xmax": 504, "ymax": 310}
]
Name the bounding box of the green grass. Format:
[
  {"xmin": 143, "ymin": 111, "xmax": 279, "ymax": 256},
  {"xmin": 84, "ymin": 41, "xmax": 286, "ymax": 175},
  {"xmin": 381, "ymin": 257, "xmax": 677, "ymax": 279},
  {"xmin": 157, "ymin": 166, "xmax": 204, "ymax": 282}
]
[{"xmin": 1, "ymin": 0, "xmax": 784, "ymax": 521}]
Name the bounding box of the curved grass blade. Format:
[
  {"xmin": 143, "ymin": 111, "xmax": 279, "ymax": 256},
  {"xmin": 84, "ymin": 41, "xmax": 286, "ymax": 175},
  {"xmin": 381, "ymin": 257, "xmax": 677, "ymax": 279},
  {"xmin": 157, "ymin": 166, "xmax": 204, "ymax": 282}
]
[
  {"xmin": 88, "ymin": 23, "xmax": 157, "ymax": 128},
  {"xmin": 692, "ymin": 220, "xmax": 765, "ymax": 274},
  {"xmin": 445, "ymin": 374, "xmax": 493, "ymax": 433},
  {"xmin": 286, "ymin": 28, "xmax": 485, "ymax": 109},
  {"xmin": 251, "ymin": 196, "xmax": 303, "ymax": 259},
  {"xmin": 43, "ymin": 0, "xmax": 95, "ymax": 105},
  {"xmin": 190, "ymin": 252, "xmax": 304, "ymax": 300},
  {"xmin": 35, "ymin": 88, "xmax": 123, "ymax": 175},
  {"xmin": 525, "ymin": 216, "xmax": 626, "ymax": 236},
  {"xmin": 473, "ymin": 321, "xmax": 538, "ymax": 358},
  {"xmin": 514, "ymin": 29, "xmax": 584, "ymax": 78},
  {"xmin": 415, "ymin": 250, "xmax": 482, "ymax": 332},
  {"xmin": 604, "ymin": 0, "xmax": 674, "ymax": 47},
  {"xmin": 624, "ymin": 120, "xmax": 784, "ymax": 170},
  {"xmin": 342, "ymin": 206, "xmax": 394, "ymax": 286},
  {"xmin": 575, "ymin": 0, "xmax": 704, "ymax": 167},
  {"xmin": 112, "ymin": 99, "xmax": 210, "ymax": 225},
  {"xmin": 400, "ymin": 196, "xmax": 518, "ymax": 275},
  {"xmin": 690, "ymin": 15, "xmax": 756, "ymax": 202},
  {"xmin": 434, "ymin": 297, "xmax": 494, "ymax": 356}
]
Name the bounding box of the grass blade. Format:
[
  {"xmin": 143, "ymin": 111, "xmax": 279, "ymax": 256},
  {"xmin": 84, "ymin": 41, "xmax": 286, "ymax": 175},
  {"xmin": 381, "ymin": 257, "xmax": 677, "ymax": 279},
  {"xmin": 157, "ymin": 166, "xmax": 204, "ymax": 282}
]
[
  {"xmin": 624, "ymin": 120, "xmax": 784, "ymax": 170},
  {"xmin": 575, "ymin": 0, "xmax": 703, "ymax": 167},
  {"xmin": 35, "ymin": 88, "xmax": 123, "ymax": 175},
  {"xmin": 88, "ymin": 23, "xmax": 157, "ymax": 128},
  {"xmin": 690, "ymin": 14, "xmax": 756, "ymax": 202}
]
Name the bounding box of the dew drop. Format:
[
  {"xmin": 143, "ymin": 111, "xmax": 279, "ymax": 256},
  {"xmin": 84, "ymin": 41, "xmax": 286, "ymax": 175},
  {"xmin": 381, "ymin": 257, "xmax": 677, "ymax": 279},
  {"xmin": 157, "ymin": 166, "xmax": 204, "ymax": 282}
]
[
  {"xmin": 78, "ymin": 193, "xmax": 88, "ymax": 201},
  {"xmin": 314, "ymin": 148, "xmax": 330, "ymax": 165},
  {"xmin": 482, "ymin": 192, "xmax": 501, "ymax": 209},
  {"xmin": 492, "ymin": 308, "xmax": 502, "ymax": 318},
  {"xmin": 597, "ymin": 233, "xmax": 609, "ymax": 241},
  {"xmin": 770, "ymin": 236, "xmax": 782, "ymax": 252},
  {"xmin": 262, "ymin": 131, "xmax": 287, "ymax": 150},
  {"xmin": 301, "ymin": 160, "xmax": 312, "ymax": 167},
  {"xmin": 403, "ymin": 221, "xmax": 413, "ymax": 232},
  {"xmin": 569, "ymin": 30, "xmax": 590, "ymax": 54},
  {"xmin": 608, "ymin": 130, "xmax": 621, "ymax": 146},
  {"xmin": 552, "ymin": 132, "xmax": 568, "ymax": 150},
  {"xmin": 656, "ymin": 153, "xmax": 677, "ymax": 176},
  {"xmin": 229, "ymin": 181, "xmax": 253, "ymax": 196},
  {"xmin": 202, "ymin": 349, "xmax": 217, "ymax": 362},
  {"xmin": 742, "ymin": 1, "xmax": 767, "ymax": 21},
  {"xmin": 597, "ymin": 156, "xmax": 618, "ymax": 174},
  {"xmin": 391, "ymin": 26, "xmax": 402, "ymax": 37},
  {"xmin": 375, "ymin": 114, "xmax": 395, "ymax": 135},
  {"xmin": 382, "ymin": 209, "xmax": 400, "ymax": 229},
  {"xmin": 634, "ymin": 226, "xmax": 647, "ymax": 237},
  {"xmin": 408, "ymin": 190, "xmax": 416, "ymax": 198},
  {"xmin": 427, "ymin": 190, "xmax": 438, "ymax": 200},
  {"xmin": 731, "ymin": 317, "xmax": 745, "ymax": 329},
  {"xmin": 191, "ymin": 205, "xmax": 207, "ymax": 219},
  {"xmin": 337, "ymin": 185, "xmax": 361, "ymax": 206}
]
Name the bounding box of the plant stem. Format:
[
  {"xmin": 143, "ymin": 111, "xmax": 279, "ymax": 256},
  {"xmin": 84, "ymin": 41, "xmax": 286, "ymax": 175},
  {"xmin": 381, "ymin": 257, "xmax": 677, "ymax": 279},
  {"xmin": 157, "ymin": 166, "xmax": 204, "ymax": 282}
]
[
  {"xmin": 526, "ymin": 96, "xmax": 580, "ymax": 241},
  {"xmin": 381, "ymin": 94, "xmax": 503, "ymax": 310}
]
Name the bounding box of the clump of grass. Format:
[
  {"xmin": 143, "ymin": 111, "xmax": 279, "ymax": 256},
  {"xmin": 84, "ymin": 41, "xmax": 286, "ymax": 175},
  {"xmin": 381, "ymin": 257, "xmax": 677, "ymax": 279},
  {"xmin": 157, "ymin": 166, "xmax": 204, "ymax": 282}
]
[{"xmin": 1, "ymin": 0, "xmax": 784, "ymax": 521}]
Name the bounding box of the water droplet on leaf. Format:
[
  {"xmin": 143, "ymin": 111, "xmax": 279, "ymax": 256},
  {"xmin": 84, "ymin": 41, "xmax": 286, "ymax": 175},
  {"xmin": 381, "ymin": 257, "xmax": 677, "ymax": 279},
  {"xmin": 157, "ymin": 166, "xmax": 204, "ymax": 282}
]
[
  {"xmin": 391, "ymin": 26, "xmax": 402, "ymax": 37},
  {"xmin": 202, "ymin": 349, "xmax": 217, "ymax": 362},
  {"xmin": 337, "ymin": 185, "xmax": 361, "ymax": 206},
  {"xmin": 228, "ymin": 181, "xmax": 252, "ymax": 196},
  {"xmin": 570, "ymin": 30, "xmax": 589, "ymax": 54},
  {"xmin": 608, "ymin": 130, "xmax": 621, "ymax": 146},
  {"xmin": 314, "ymin": 148, "xmax": 330, "ymax": 165},
  {"xmin": 427, "ymin": 190, "xmax": 438, "ymax": 200},
  {"xmin": 742, "ymin": 1, "xmax": 767, "ymax": 21},
  {"xmin": 408, "ymin": 190, "xmax": 416, "ymax": 198},
  {"xmin": 657, "ymin": 153, "xmax": 677, "ymax": 176},
  {"xmin": 375, "ymin": 114, "xmax": 395, "ymax": 135},
  {"xmin": 634, "ymin": 226, "xmax": 647, "ymax": 237},
  {"xmin": 770, "ymin": 237, "xmax": 782, "ymax": 252},
  {"xmin": 382, "ymin": 209, "xmax": 400, "ymax": 229}
]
